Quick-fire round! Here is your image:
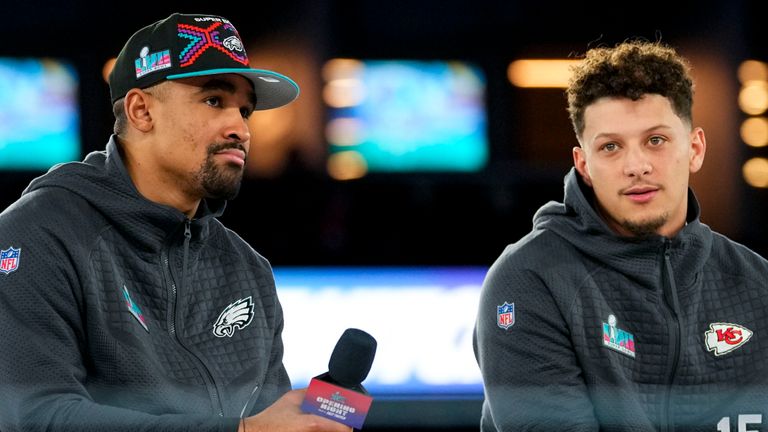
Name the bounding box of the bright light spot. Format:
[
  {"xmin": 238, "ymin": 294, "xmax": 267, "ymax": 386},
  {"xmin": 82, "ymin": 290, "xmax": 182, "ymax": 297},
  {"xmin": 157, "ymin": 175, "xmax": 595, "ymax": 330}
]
[
  {"xmin": 743, "ymin": 157, "xmax": 768, "ymax": 188},
  {"xmin": 738, "ymin": 60, "xmax": 768, "ymax": 84},
  {"xmin": 507, "ymin": 59, "xmax": 581, "ymax": 88},
  {"xmin": 740, "ymin": 117, "xmax": 768, "ymax": 147},
  {"xmin": 326, "ymin": 117, "xmax": 364, "ymax": 146},
  {"xmin": 323, "ymin": 78, "xmax": 366, "ymax": 108},
  {"xmin": 327, "ymin": 151, "xmax": 368, "ymax": 180},
  {"xmin": 102, "ymin": 58, "xmax": 116, "ymax": 84},
  {"xmin": 322, "ymin": 58, "xmax": 364, "ymax": 82},
  {"xmin": 738, "ymin": 82, "xmax": 768, "ymax": 115}
]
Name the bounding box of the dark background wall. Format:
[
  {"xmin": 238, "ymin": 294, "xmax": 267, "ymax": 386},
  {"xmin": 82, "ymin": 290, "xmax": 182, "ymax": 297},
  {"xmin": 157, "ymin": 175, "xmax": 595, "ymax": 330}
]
[
  {"xmin": 3, "ymin": 1, "xmax": 768, "ymax": 430},
  {"xmin": 3, "ymin": 0, "xmax": 767, "ymax": 264}
]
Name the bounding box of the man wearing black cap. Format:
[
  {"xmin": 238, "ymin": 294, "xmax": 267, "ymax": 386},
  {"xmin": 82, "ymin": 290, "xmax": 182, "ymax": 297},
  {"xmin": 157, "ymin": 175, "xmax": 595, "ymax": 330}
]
[{"xmin": 0, "ymin": 13, "xmax": 348, "ymax": 432}]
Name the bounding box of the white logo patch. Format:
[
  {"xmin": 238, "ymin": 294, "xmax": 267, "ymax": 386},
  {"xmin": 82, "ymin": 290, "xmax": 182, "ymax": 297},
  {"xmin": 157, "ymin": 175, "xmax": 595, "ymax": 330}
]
[
  {"xmin": 222, "ymin": 36, "xmax": 244, "ymax": 52},
  {"xmin": 213, "ymin": 296, "xmax": 254, "ymax": 338},
  {"xmin": 705, "ymin": 322, "xmax": 753, "ymax": 356}
]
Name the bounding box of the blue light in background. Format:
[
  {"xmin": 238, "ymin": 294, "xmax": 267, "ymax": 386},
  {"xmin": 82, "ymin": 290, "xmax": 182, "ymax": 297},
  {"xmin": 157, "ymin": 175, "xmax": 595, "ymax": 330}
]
[
  {"xmin": 327, "ymin": 60, "xmax": 488, "ymax": 173},
  {"xmin": 274, "ymin": 266, "xmax": 487, "ymax": 399},
  {"xmin": 0, "ymin": 57, "xmax": 80, "ymax": 170}
]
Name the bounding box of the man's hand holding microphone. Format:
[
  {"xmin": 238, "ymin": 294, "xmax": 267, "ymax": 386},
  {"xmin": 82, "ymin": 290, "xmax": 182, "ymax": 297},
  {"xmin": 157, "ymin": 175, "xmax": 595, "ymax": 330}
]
[{"xmin": 239, "ymin": 329, "xmax": 376, "ymax": 432}]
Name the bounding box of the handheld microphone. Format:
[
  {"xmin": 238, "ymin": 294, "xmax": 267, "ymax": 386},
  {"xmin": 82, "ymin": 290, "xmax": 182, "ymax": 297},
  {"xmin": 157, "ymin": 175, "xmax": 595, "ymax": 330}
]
[{"xmin": 301, "ymin": 328, "xmax": 377, "ymax": 429}]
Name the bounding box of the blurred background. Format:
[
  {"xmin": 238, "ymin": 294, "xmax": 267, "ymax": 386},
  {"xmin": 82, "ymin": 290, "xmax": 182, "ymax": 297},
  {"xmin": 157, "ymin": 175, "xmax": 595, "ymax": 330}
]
[{"xmin": 3, "ymin": 0, "xmax": 768, "ymax": 430}]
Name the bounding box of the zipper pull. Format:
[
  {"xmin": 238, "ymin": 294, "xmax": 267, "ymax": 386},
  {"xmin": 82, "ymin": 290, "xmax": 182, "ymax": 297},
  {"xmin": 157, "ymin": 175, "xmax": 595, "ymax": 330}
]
[
  {"xmin": 184, "ymin": 219, "xmax": 192, "ymax": 240},
  {"xmin": 662, "ymin": 238, "xmax": 672, "ymax": 258},
  {"xmin": 240, "ymin": 384, "xmax": 260, "ymax": 418}
]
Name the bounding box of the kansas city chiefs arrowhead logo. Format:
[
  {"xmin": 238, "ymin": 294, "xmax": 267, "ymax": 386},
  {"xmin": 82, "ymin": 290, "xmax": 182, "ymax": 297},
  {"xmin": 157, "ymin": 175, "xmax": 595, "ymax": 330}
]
[{"xmin": 704, "ymin": 322, "xmax": 753, "ymax": 356}]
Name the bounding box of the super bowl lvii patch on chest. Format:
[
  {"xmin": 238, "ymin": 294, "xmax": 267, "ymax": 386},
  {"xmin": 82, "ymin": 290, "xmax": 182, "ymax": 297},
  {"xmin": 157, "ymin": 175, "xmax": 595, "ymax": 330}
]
[{"xmin": 602, "ymin": 314, "xmax": 636, "ymax": 358}]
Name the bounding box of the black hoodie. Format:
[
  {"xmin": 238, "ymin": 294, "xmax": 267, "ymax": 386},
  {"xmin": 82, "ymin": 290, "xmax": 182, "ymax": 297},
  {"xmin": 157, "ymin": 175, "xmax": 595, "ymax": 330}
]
[
  {"xmin": 0, "ymin": 137, "xmax": 289, "ymax": 432},
  {"xmin": 474, "ymin": 168, "xmax": 768, "ymax": 431}
]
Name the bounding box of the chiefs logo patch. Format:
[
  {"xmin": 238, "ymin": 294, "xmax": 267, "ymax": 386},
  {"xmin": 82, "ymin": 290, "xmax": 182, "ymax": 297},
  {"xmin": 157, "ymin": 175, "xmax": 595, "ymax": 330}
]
[{"xmin": 704, "ymin": 322, "xmax": 753, "ymax": 356}]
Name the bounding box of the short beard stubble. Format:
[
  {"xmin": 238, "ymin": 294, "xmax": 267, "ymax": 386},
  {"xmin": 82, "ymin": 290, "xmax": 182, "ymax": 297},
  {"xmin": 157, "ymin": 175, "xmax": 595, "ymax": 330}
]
[
  {"xmin": 193, "ymin": 143, "xmax": 246, "ymax": 201},
  {"xmin": 619, "ymin": 213, "xmax": 669, "ymax": 238}
]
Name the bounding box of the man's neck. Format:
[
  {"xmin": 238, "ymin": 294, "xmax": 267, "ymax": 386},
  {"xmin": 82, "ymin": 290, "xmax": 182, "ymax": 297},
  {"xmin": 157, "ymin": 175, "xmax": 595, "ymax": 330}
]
[{"xmin": 118, "ymin": 137, "xmax": 200, "ymax": 218}]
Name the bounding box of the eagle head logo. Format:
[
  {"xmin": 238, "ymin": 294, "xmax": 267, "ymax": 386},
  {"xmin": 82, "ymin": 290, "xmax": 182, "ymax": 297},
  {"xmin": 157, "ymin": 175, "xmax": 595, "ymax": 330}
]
[
  {"xmin": 213, "ymin": 296, "xmax": 254, "ymax": 338},
  {"xmin": 222, "ymin": 35, "xmax": 244, "ymax": 52}
]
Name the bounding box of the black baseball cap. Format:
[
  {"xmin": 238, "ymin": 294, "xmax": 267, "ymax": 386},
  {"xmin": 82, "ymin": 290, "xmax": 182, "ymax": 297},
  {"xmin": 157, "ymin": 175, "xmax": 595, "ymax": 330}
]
[{"xmin": 109, "ymin": 13, "xmax": 299, "ymax": 110}]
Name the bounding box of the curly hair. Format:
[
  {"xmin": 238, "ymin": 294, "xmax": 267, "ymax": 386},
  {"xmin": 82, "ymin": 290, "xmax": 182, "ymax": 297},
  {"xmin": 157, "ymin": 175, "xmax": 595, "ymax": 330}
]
[{"xmin": 566, "ymin": 40, "xmax": 694, "ymax": 138}]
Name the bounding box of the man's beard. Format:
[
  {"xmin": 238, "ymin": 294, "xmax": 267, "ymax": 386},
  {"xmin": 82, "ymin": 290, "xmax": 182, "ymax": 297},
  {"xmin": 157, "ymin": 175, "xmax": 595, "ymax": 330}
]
[
  {"xmin": 620, "ymin": 213, "xmax": 668, "ymax": 238},
  {"xmin": 193, "ymin": 144, "xmax": 246, "ymax": 200}
]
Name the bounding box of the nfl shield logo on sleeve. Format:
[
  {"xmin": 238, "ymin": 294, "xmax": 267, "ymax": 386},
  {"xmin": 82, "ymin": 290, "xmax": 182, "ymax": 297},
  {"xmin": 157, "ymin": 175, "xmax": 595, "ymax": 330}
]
[
  {"xmin": 0, "ymin": 247, "xmax": 21, "ymax": 274},
  {"xmin": 497, "ymin": 302, "xmax": 515, "ymax": 330}
]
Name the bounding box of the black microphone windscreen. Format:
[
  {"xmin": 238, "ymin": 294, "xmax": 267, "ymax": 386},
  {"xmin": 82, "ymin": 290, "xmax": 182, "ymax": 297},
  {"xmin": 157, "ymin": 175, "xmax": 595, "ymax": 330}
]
[{"xmin": 327, "ymin": 328, "xmax": 377, "ymax": 388}]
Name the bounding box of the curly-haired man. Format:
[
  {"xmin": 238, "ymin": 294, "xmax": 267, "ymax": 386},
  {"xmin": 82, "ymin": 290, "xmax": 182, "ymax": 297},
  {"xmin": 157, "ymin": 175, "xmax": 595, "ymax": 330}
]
[{"xmin": 475, "ymin": 41, "xmax": 768, "ymax": 431}]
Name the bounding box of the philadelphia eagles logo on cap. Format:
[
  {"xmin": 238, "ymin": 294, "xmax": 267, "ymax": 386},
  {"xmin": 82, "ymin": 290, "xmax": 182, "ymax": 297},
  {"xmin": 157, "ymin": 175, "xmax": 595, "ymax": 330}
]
[
  {"xmin": 176, "ymin": 17, "xmax": 248, "ymax": 67},
  {"xmin": 109, "ymin": 13, "xmax": 300, "ymax": 110},
  {"xmin": 222, "ymin": 36, "xmax": 243, "ymax": 52}
]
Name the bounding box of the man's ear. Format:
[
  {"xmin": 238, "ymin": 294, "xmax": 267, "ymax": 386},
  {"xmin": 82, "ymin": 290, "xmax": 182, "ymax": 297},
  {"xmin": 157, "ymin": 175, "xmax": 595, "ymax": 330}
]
[
  {"xmin": 689, "ymin": 127, "xmax": 707, "ymax": 173},
  {"xmin": 124, "ymin": 89, "xmax": 154, "ymax": 133},
  {"xmin": 572, "ymin": 145, "xmax": 593, "ymax": 187}
]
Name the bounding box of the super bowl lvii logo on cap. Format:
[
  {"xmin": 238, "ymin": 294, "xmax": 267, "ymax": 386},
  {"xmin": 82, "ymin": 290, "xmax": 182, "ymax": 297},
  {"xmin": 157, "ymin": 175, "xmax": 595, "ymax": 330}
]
[{"xmin": 135, "ymin": 46, "xmax": 171, "ymax": 79}]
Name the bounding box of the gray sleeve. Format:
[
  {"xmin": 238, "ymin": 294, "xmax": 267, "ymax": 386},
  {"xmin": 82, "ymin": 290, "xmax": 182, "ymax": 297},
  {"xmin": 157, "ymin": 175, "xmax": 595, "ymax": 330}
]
[{"xmin": 473, "ymin": 252, "xmax": 598, "ymax": 432}]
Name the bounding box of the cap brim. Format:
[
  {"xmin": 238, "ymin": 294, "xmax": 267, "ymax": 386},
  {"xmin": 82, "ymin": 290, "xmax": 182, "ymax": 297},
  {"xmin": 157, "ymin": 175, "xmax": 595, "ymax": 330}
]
[{"xmin": 166, "ymin": 68, "xmax": 300, "ymax": 110}]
